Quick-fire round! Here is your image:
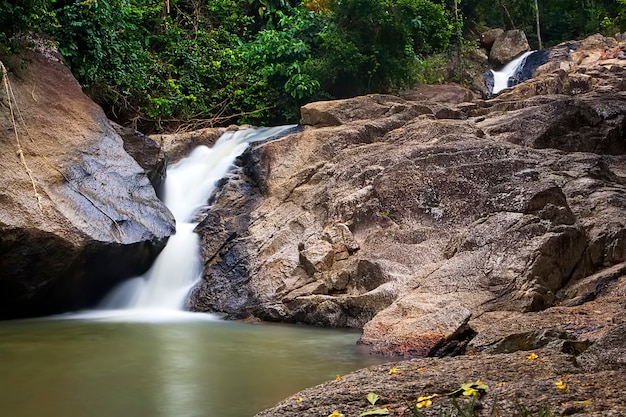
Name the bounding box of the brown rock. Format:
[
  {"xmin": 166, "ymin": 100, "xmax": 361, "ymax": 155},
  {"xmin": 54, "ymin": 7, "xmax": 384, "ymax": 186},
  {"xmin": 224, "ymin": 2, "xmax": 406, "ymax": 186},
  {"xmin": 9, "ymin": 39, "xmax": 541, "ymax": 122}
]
[
  {"xmin": 151, "ymin": 127, "xmax": 225, "ymax": 163},
  {"xmin": 300, "ymin": 240, "xmax": 335, "ymax": 275},
  {"xmin": 489, "ymin": 30, "xmax": 531, "ymax": 66},
  {"xmin": 480, "ymin": 28, "xmax": 505, "ymax": 50},
  {"xmin": 399, "ymin": 84, "xmax": 476, "ymax": 105},
  {"xmin": 190, "ymin": 35, "xmax": 626, "ymax": 358}
]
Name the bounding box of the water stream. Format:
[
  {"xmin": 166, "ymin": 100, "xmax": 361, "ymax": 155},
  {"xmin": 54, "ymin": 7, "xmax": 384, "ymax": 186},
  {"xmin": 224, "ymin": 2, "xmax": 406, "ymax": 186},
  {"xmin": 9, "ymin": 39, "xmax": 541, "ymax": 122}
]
[
  {"xmin": 0, "ymin": 125, "xmax": 390, "ymax": 417},
  {"xmin": 490, "ymin": 51, "xmax": 535, "ymax": 95},
  {"xmin": 101, "ymin": 125, "xmax": 297, "ymax": 312}
]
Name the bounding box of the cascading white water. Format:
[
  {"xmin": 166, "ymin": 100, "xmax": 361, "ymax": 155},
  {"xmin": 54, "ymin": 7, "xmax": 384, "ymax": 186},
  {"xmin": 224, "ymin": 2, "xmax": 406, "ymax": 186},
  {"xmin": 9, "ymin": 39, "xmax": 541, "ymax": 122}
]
[
  {"xmin": 491, "ymin": 51, "xmax": 535, "ymax": 95},
  {"xmin": 99, "ymin": 125, "xmax": 296, "ymax": 312}
]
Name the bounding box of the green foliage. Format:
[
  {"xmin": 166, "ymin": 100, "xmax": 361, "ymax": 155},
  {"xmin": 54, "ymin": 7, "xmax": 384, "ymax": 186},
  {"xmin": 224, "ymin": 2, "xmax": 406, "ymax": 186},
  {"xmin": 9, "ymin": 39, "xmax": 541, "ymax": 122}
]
[
  {"xmin": 316, "ymin": 0, "xmax": 452, "ymax": 97},
  {"xmin": 462, "ymin": 0, "xmax": 624, "ymax": 49},
  {"xmin": 397, "ymin": 0, "xmax": 452, "ymax": 55},
  {"xmin": 0, "ymin": 0, "xmax": 55, "ymax": 53},
  {"xmin": 2, "ymin": 0, "xmax": 458, "ymax": 129}
]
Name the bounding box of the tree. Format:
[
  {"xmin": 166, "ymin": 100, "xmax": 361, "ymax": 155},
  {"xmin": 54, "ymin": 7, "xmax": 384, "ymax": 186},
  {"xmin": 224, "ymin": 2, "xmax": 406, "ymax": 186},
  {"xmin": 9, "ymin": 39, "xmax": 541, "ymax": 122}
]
[{"xmin": 534, "ymin": 0, "xmax": 542, "ymax": 49}]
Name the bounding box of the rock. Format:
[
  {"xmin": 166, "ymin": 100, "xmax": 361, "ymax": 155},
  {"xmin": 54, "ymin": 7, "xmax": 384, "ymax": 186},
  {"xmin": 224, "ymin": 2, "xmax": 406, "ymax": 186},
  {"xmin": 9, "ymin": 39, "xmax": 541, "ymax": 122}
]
[
  {"xmin": 300, "ymin": 94, "xmax": 432, "ymax": 127},
  {"xmin": 501, "ymin": 34, "xmax": 626, "ymax": 100},
  {"xmin": 489, "ymin": 30, "xmax": 531, "ymax": 66},
  {"xmin": 0, "ymin": 46, "xmax": 174, "ymax": 318},
  {"xmin": 399, "ymin": 84, "xmax": 476, "ymax": 105},
  {"xmin": 111, "ymin": 121, "xmax": 167, "ymax": 192},
  {"xmin": 150, "ymin": 127, "xmax": 225, "ymax": 163},
  {"xmin": 300, "ymin": 240, "xmax": 335, "ymax": 275},
  {"xmin": 480, "ymin": 28, "xmax": 504, "ymax": 51},
  {"xmin": 577, "ymin": 323, "xmax": 626, "ymax": 371},
  {"xmin": 476, "ymin": 95, "xmax": 626, "ymax": 155},
  {"xmin": 360, "ymin": 296, "xmax": 474, "ymax": 357},
  {"xmin": 191, "ymin": 34, "xmax": 626, "ymax": 358},
  {"xmin": 256, "ymin": 349, "xmax": 626, "ymax": 416}
]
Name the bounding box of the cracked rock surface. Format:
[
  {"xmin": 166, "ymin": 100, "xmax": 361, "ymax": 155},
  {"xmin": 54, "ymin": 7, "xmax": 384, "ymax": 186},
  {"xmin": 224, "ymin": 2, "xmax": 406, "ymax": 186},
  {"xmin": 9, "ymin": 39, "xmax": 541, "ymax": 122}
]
[{"xmin": 189, "ymin": 35, "xmax": 626, "ymax": 363}]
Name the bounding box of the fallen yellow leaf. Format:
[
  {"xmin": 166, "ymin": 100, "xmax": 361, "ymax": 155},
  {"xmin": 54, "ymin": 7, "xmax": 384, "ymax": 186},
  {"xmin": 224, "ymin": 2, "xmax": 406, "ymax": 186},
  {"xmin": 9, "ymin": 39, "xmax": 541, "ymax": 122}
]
[
  {"xmin": 388, "ymin": 367, "xmax": 398, "ymax": 375},
  {"xmin": 555, "ymin": 380, "xmax": 568, "ymax": 391},
  {"xmin": 293, "ymin": 397, "xmax": 304, "ymax": 403},
  {"xmin": 328, "ymin": 410, "xmax": 344, "ymax": 417},
  {"xmin": 527, "ymin": 353, "xmax": 538, "ymax": 361},
  {"xmin": 416, "ymin": 394, "xmax": 438, "ymax": 409},
  {"xmin": 335, "ymin": 374, "xmax": 342, "ymax": 381}
]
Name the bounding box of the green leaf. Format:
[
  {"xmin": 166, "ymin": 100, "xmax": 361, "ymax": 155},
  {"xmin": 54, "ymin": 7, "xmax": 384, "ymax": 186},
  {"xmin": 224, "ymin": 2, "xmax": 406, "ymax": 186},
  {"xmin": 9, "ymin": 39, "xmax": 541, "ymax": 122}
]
[
  {"xmin": 366, "ymin": 392, "xmax": 380, "ymax": 405},
  {"xmin": 359, "ymin": 408, "xmax": 390, "ymax": 416}
]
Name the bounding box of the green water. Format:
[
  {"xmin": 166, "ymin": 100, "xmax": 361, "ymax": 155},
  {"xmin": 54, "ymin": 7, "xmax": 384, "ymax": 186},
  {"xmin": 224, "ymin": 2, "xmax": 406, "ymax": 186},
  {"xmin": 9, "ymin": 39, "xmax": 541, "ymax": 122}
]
[{"xmin": 0, "ymin": 312, "xmax": 387, "ymax": 417}]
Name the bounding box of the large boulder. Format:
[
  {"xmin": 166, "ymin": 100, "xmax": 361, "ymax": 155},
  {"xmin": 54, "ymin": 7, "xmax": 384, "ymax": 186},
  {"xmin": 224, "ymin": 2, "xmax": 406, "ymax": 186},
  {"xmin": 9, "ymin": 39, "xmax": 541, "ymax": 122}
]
[
  {"xmin": 489, "ymin": 29, "xmax": 531, "ymax": 66},
  {"xmin": 0, "ymin": 45, "xmax": 175, "ymax": 318},
  {"xmin": 189, "ymin": 33, "xmax": 626, "ymax": 359}
]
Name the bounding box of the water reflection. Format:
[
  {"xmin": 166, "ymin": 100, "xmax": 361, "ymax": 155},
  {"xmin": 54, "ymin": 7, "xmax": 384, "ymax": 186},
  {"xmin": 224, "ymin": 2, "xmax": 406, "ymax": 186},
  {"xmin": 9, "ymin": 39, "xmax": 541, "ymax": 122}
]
[{"xmin": 0, "ymin": 317, "xmax": 387, "ymax": 417}]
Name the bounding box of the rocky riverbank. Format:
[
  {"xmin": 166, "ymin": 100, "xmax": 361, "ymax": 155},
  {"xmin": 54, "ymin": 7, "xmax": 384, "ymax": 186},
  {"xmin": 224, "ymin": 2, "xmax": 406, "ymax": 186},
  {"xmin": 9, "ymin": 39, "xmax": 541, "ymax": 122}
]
[
  {"xmin": 1, "ymin": 31, "xmax": 624, "ymax": 415},
  {"xmin": 188, "ymin": 34, "xmax": 626, "ymax": 415}
]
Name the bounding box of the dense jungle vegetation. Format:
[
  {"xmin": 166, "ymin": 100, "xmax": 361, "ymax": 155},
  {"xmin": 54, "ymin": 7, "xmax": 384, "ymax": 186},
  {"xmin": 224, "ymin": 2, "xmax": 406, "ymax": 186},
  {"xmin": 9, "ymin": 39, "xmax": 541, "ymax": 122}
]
[{"xmin": 1, "ymin": 0, "xmax": 625, "ymax": 130}]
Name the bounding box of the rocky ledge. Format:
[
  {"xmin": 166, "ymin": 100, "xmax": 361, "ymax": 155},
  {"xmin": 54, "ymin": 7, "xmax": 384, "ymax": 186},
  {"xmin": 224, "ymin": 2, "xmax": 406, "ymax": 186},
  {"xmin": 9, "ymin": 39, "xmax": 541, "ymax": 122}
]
[
  {"xmin": 0, "ymin": 44, "xmax": 174, "ymax": 318},
  {"xmin": 187, "ymin": 34, "xmax": 625, "ymax": 415}
]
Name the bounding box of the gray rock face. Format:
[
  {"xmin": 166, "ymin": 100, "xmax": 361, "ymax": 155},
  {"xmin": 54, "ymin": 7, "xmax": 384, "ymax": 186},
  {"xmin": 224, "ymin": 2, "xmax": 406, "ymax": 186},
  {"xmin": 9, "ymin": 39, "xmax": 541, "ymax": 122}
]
[
  {"xmin": 0, "ymin": 47, "xmax": 174, "ymax": 318},
  {"xmin": 191, "ymin": 35, "xmax": 626, "ymax": 358},
  {"xmin": 489, "ymin": 29, "xmax": 531, "ymax": 66},
  {"xmin": 112, "ymin": 121, "xmax": 167, "ymax": 192}
]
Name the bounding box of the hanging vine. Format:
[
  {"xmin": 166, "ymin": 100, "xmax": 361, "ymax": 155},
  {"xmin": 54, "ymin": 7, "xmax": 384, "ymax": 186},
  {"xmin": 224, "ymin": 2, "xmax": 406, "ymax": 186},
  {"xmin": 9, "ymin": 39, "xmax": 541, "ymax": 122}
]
[{"xmin": 1, "ymin": 60, "xmax": 44, "ymax": 212}]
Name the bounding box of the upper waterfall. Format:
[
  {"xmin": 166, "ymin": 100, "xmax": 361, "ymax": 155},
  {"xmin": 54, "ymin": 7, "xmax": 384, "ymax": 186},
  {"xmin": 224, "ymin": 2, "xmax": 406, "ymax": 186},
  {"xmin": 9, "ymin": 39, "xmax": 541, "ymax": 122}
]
[{"xmin": 490, "ymin": 51, "xmax": 535, "ymax": 95}]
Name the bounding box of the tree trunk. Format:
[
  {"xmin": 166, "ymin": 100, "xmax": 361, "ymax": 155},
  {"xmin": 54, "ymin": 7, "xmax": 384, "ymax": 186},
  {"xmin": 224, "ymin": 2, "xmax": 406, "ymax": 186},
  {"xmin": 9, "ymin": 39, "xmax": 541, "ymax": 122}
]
[
  {"xmin": 534, "ymin": 0, "xmax": 543, "ymax": 49},
  {"xmin": 499, "ymin": 2, "xmax": 516, "ymax": 29}
]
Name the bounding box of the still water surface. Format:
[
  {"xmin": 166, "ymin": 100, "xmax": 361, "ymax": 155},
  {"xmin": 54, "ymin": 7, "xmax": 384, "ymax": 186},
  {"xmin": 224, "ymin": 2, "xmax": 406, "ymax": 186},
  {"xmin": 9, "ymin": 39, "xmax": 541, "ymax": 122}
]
[{"xmin": 0, "ymin": 313, "xmax": 387, "ymax": 417}]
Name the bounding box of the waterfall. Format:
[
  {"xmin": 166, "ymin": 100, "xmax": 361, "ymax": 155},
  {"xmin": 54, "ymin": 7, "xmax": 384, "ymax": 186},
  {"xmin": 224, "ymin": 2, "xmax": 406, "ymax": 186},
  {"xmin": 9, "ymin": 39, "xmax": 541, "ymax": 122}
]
[
  {"xmin": 490, "ymin": 51, "xmax": 535, "ymax": 95},
  {"xmin": 99, "ymin": 125, "xmax": 297, "ymax": 312}
]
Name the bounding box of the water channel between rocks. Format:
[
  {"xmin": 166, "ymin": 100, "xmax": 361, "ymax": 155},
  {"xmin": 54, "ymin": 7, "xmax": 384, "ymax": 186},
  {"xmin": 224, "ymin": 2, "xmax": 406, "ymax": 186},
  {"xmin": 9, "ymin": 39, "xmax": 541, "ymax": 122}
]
[{"xmin": 0, "ymin": 126, "xmax": 389, "ymax": 416}]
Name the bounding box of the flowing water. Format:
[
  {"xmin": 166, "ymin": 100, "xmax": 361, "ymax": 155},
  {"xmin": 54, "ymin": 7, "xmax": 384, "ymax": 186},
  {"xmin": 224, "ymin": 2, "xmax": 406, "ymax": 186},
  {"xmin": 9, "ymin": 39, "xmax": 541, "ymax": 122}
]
[
  {"xmin": 0, "ymin": 126, "xmax": 389, "ymax": 416},
  {"xmin": 101, "ymin": 125, "xmax": 298, "ymax": 311},
  {"xmin": 490, "ymin": 51, "xmax": 535, "ymax": 95}
]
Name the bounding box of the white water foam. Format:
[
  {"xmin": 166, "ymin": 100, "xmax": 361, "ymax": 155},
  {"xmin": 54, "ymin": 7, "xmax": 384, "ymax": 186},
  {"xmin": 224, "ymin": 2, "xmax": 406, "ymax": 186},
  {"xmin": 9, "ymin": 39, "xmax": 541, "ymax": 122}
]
[
  {"xmin": 491, "ymin": 51, "xmax": 535, "ymax": 95},
  {"xmin": 96, "ymin": 125, "xmax": 297, "ymax": 317}
]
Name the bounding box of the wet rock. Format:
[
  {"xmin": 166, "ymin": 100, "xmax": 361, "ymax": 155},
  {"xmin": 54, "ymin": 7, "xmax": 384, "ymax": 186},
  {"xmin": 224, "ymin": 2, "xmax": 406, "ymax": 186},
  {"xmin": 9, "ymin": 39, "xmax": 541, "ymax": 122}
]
[{"xmin": 0, "ymin": 46, "xmax": 174, "ymax": 318}]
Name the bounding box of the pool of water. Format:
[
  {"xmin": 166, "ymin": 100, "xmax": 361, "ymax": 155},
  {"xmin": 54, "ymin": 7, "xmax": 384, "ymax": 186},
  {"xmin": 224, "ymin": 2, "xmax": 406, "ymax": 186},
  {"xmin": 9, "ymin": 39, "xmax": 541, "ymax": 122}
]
[{"xmin": 0, "ymin": 311, "xmax": 388, "ymax": 417}]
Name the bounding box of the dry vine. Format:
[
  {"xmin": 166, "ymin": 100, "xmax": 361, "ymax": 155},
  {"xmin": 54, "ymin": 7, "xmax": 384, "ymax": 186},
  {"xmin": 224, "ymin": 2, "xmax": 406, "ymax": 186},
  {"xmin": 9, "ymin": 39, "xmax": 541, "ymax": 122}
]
[{"xmin": 1, "ymin": 60, "xmax": 43, "ymax": 212}]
